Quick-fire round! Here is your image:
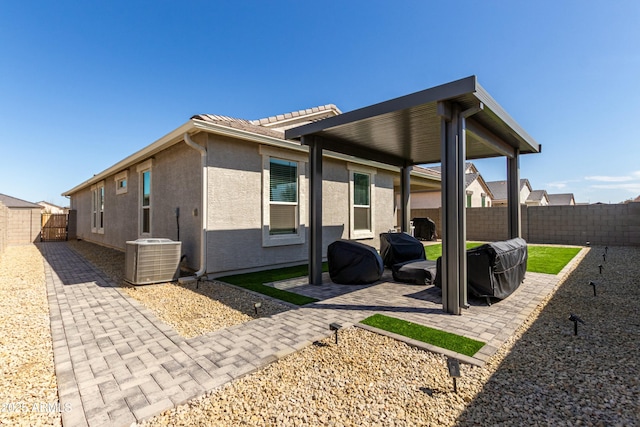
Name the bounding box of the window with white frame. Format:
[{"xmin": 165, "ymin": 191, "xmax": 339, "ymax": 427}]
[
  {"xmin": 260, "ymin": 146, "xmax": 306, "ymax": 247},
  {"xmin": 115, "ymin": 170, "xmax": 128, "ymax": 195},
  {"xmin": 137, "ymin": 160, "xmax": 152, "ymax": 236},
  {"xmin": 466, "ymin": 191, "xmax": 473, "ymax": 208},
  {"xmin": 91, "ymin": 181, "xmax": 105, "ymax": 234},
  {"xmin": 349, "ymin": 165, "xmax": 376, "ymax": 239}
]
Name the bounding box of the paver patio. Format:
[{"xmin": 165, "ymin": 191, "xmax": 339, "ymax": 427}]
[{"xmin": 40, "ymin": 242, "xmax": 586, "ymax": 426}]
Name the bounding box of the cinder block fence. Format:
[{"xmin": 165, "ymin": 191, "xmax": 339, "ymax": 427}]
[{"xmin": 408, "ymin": 202, "xmax": 640, "ymax": 246}]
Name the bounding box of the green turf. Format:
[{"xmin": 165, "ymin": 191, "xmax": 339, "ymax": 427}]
[
  {"xmin": 424, "ymin": 243, "xmax": 581, "ymax": 275},
  {"xmin": 424, "ymin": 242, "xmax": 483, "ymax": 260},
  {"xmin": 525, "ymin": 246, "xmax": 581, "ymax": 274},
  {"xmin": 360, "ymin": 314, "xmax": 485, "ymax": 357},
  {"xmin": 217, "ymin": 263, "xmax": 327, "ymax": 306}
]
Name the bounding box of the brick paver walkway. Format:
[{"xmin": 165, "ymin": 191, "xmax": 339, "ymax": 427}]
[{"xmin": 41, "ymin": 242, "xmax": 587, "ymax": 426}]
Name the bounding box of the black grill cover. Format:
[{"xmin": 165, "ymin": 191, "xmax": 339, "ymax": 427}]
[
  {"xmin": 328, "ymin": 240, "xmax": 384, "ymax": 285},
  {"xmin": 435, "ymin": 238, "xmax": 528, "ymax": 300},
  {"xmin": 379, "ymin": 232, "xmax": 426, "ymax": 268},
  {"xmin": 412, "ymin": 217, "xmax": 437, "ymax": 241},
  {"xmin": 391, "ymin": 260, "xmax": 438, "ymax": 285}
]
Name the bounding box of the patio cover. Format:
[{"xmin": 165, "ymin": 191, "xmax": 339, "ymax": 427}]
[{"xmin": 285, "ymin": 76, "xmax": 541, "ymax": 314}]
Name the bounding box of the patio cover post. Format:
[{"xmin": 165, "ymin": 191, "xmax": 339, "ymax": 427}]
[
  {"xmin": 439, "ymin": 102, "xmax": 466, "ymax": 315},
  {"xmin": 307, "ymin": 136, "xmax": 324, "ymax": 285},
  {"xmin": 507, "ymin": 150, "xmax": 521, "ymax": 238},
  {"xmin": 400, "ymin": 165, "xmax": 412, "ymax": 233}
]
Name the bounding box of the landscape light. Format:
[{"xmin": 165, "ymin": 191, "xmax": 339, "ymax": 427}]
[
  {"xmin": 589, "ymin": 281, "xmax": 597, "ymax": 297},
  {"xmin": 447, "ymin": 357, "xmax": 461, "ymax": 393},
  {"xmin": 254, "ymin": 302, "xmax": 262, "ymax": 316},
  {"xmin": 569, "ymin": 313, "xmax": 585, "ymax": 336},
  {"xmin": 329, "ymin": 322, "xmax": 342, "ymax": 345},
  {"xmin": 603, "ymin": 253, "xmax": 606, "ymax": 262},
  {"xmin": 598, "ymin": 264, "xmax": 603, "ymax": 275}
]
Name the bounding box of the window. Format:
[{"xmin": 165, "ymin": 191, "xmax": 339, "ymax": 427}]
[
  {"xmin": 91, "ymin": 181, "xmax": 105, "ymax": 234},
  {"xmin": 349, "ymin": 165, "xmax": 376, "ymax": 239},
  {"xmin": 260, "ymin": 146, "xmax": 306, "ymax": 247},
  {"xmin": 115, "ymin": 171, "xmax": 128, "ymax": 195},
  {"xmin": 481, "ymin": 193, "xmax": 486, "ymax": 207},
  {"xmin": 269, "ymin": 158, "xmax": 298, "ymax": 235},
  {"xmin": 137, "ymin": 160, "xmax": 152, "ymax": 236},
  {"xmin": 466, "ymin": 191, "xmax": 473, "ymax": 208}
]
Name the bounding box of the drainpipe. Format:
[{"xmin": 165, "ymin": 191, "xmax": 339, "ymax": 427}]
[{"xmin": 182, "ymin": 132, "xmax": 207, "ymax": 280}]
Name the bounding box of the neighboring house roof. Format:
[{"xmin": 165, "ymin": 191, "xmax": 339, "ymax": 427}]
[
  {"xmin": 251, "ymin": 104, "xmax": 342, "ymax": 130},
  {"xmin": 633, "ymin": 194, "xmax": 640, "ymax": 202},
  {"xmin": 548, "ymin": 193, "xmax": 575, "ymax": 206},
  {"xmin": 423, "ymin": 161, "xmax": 477, "ymax": 176},
  {"xmin": 0, "ymin": 193, "xmax": 42, "ymax": 209},
  {"xmin": 37, "ymin": 201, "xmax": 67, "ymax": 210},
  {"xmin": 486, "ymin": 178, "xmax": 532, "ymax": 201},
  {"xmin": 526, "ymin": 189, "xmax": 549, "ymax": 204}
]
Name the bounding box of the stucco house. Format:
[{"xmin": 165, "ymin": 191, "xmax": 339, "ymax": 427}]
[
  {"xmin": 525, "ymin": 189, "xmax": 549, "ymax": 206},
  {"xmin": 406, "ymin": 163, "xmax": 493, "ymax": 208},
  {"xmin": 37, "ymin": 201, "xmax": 69, "ymax": 214},
  {"xmin": 486, "ymin": 178, "xmax": 533, "ymax": 206},
  {"xmin": 548, "ymin": 193, "xmax": 576, "ymax": 206},
  {"xmin": 63, "ymin": 105, "xmax": 440, "ymax": 278}
]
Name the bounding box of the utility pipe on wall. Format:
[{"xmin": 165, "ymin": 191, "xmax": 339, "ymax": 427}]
[{"xmin": 183, "ymin": 132, "xmax": 207, "ymax": 279}]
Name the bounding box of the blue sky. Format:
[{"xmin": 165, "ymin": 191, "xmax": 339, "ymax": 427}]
[{"xmin": 1, "ymin": 1, "xmax": 639, "ymax": 206}]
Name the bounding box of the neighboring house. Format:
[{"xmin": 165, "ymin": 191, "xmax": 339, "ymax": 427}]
[
  {"xmin": 406, "ymin": 163, "xmax": 493, "ymax": 208},
  {"xmin": 38, "ymin": 201, "xmax": 69, "ymax": 214},
  {"xmin": 63, "ymin": 105, "xmax": 440, "ymax": 278},
  {"xmin": 525, "ymin": 189, "xmax": 550, "ymax": 206},
  {"xmin": 486, "ymin": 178, "xmax": 533, "ymax": 206},
  {"xmin": 0, "ymin": 193, "xmax": 42, "ymax": 245},
  {"xmin": 548, "ymin": 193, "xmax": 576, "ymax": 206}
]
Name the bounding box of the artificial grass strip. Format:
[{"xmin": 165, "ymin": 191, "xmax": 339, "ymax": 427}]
[
  {"xmin": 360, "ymin": 314, "xmax": 485, "ymax": 357},
  {"xmin": 424, "ymin": 243, "xmax": 581, "ymax": 275},
  {"xmin": 218, "ymin": 263, "xmax": 327, "ymax": 306},
  {"xmin": 424, "ymin": 242, "xmax": 484, "ymax": 260},
  {"xmin": 526, "ymin": 246, "xmax": 581, "ymax": 274}
]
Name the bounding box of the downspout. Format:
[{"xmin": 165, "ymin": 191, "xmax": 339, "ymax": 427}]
[{"xmin": 182, "ymin": 132, "xmax": 208, "ymax": 280}]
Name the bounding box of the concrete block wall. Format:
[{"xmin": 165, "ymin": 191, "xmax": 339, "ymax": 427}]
[
  {"xmin": 0, "ymin": 202, "xmax": 7, "ymax": 256},
  {"xmin": 409, "ymin": 202, "xmax": 640, "ymax": 246},
  {"xmin": 7, "ymin": 208, "xmax": 41, "ymax": 245}
]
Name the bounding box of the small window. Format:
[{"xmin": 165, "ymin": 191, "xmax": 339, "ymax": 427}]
[
  {"xmin": 91, "ymin": 181, "xmax": 105, "ymax": 234},
  {"xmin": 115, "ymin": 171, "xmax": 128, "ymax": 195},
  {"xmin": 481, "ymin": 193, "xmax": 486, "ymax": 207},
  {"xmin": 137, "ymin": 160, "xmax": 152, "ymax": 236},
  {"xmin": 466, "ymin": 191, "xmax": 473, "ymax": 208},
  {"xmin": 349, "ymin": 165, "xmax": 376, "ymax": 239}
]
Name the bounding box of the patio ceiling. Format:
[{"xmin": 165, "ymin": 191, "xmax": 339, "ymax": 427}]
[{"xmin": 285, "ymin": 75, "xmax": 540, "ymax": 166}]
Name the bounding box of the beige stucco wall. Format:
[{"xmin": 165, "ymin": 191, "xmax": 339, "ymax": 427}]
[
  {"xmin": 70, "ymin": 130, "xmax": 398, "ymax": 276},
  {"xmin": 205, "ymin": 134, "xmax": 395, "ymax": 276},
  {"xmin": 70, "ymin": 137, "xmax": 202, "ymax": 269},
  {"xmin": 465, "ymin": 180, "xmax": 491, "ymax": 207}
]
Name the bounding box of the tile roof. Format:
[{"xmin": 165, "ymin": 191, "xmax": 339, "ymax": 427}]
[
  {"xmin": 0, "ymin": 193, "xmax": 42, "ymax": 209},
  {"xmin": 486, "ymin": 179, "xmax": 531, "ymax": 201},
  {"xmin": 526, "ymin": 189, "xmax": 548, "ymax": 202},
  {"xmin": 548, "ymin": 193, "xmax": 575, "ymax": 206},
  {"xmin": 191, "ymin": 104, "xmax": 342, "ymax": 138}
]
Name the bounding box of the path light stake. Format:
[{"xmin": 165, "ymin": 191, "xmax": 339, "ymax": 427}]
[
  {"xmin": 605, "ymin": 246, "xmax": 608, "ymax": 254},
  {"xmin": 253, "ymin": 302, "xmax": 262, "ymax": 316},
  {"xmin": 602, "ymin": 253, "xmax": 606, "ymax": 262},
  {"xmin": 329, "ymin": 323, "xmax": 342, "ymax": 345},
  {"xmin": 598, "ymin": 264, "xmax": 603, "ymax": 275},
  {"xmin": 447, "ymin": 358, "xmax": 461, "ymax": 393},
  {"xmin": 569, "ymin": 313, "xmax": 585, "ymax": 336},
  {"xmin": 589, "ymin": 281, "xmax": 597, "ymax": 297}
]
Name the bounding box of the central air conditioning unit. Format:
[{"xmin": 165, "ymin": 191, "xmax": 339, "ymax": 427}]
[{"xmin": 125, "ymin": 238, "xmax": 182, "ymax": 285}]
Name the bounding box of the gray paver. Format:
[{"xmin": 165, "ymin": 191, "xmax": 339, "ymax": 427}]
[{"xmin": 41, "ymin": 241, "xmax": 581, "ymax": 426}]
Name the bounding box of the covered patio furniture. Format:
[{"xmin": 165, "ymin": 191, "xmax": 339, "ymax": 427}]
[
  {"xmin": 328, "ymin": 239, "xmax": 384, "ymax": 285},
  {"xmin": 379, "ymin": 232, "xmax": 426, "ymax": 268}
]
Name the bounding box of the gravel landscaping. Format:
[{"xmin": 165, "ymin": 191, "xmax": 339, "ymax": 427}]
[
  {"xmin": 0, "ymin": 245, "xmax": 60, "ymax": 427},
  {"xmin": 2, "ymin": 242, "xmax": 637, "ymax": 426},
  {"xmin": 137, "ymin": 244, "xmax": 638, "ymax": 426}
]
